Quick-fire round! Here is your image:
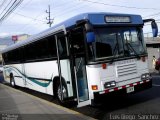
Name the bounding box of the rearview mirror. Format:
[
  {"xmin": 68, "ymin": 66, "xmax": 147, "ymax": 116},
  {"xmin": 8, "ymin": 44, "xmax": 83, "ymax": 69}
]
[
  {"xmin": 143, "ymin": 19, "xmax": 158, "ymax": 37},
  {"xmin": 151, "ymin": 21, "xmax": 158, "ymax": 37}
]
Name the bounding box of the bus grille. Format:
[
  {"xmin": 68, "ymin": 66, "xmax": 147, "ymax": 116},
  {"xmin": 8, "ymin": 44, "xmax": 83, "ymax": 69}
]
[{"xmin": 117, "ymin": 63, "xmax": 137, "ymax": 77}]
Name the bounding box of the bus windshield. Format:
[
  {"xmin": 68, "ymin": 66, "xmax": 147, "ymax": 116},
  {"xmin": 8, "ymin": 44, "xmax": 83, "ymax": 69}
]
[{"xmin": 87, "ymin": 27, "xmax": 147, "ymax": 61}]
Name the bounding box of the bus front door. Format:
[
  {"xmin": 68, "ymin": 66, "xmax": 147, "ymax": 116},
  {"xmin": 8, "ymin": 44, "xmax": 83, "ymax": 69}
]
[
  {"xmin": 71, "ymin": 27, "xmax": 90, "ymax": 107},
  {"xmin": 74, "ymin": 57, "xmax": 90, "ymax": 107},
  {"xmin": 56, "ymin": 28, "xmax": 90, "ymax": 107}
]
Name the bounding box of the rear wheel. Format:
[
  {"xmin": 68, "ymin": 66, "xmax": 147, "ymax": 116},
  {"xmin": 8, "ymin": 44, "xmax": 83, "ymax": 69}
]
[{"xmin": 10, "ymin": 76, "xmax": 16, "ymax": 88}]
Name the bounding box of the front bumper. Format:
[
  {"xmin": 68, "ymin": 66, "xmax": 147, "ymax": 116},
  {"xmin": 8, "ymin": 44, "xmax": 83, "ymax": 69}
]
[{"xmin": 93, "ymin": 79, "xmax": 152, "ymax": 104}]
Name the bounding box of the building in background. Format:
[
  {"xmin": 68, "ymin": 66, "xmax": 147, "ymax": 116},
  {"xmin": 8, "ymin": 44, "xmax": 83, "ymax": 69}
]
[
  {"xmin": 0, "ymin": 34, "xmax": 30, "ymax": 64},
  {"xmin": 145, "ymin": 37, "xmax": 160, "ymax": 71}
]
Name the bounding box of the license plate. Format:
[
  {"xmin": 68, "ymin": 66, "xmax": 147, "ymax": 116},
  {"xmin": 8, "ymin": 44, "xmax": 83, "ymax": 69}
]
[{"xmin": 126, "ymin": 86, "xmax": 134, "ymax": 93}]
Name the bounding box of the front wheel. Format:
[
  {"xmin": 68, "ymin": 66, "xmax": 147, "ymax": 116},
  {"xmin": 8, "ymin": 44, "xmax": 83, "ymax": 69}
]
[{"xmin": 55, "ymin": 81, "xmax": 68, "ymax": 104}]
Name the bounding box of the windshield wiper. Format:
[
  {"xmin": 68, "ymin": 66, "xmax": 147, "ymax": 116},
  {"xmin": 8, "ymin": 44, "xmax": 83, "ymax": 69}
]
[{"xmin": 125, "ymin": 42, "xmax": 140, "ymax": 59}]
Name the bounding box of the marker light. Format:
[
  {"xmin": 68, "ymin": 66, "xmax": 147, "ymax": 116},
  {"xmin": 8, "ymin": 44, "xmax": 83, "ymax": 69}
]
[
  {"xmin": 92, "ymin": 85, "xmax": 98, "ymax": 90},
  {"xmin": 102, "ymin": 63, "xmax": 107, "ymax": 69}
]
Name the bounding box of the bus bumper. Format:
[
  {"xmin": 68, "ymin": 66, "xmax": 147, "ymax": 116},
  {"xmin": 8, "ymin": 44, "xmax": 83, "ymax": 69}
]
[{"xmin": 92, "ymin": 79, "xmax": 152, "ymax": 104}]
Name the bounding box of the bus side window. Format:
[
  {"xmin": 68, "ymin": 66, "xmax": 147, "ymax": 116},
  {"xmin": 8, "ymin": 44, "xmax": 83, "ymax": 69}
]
[
  {"xmin": 47, "ymin": 36, "xmax": 57, "ymax": 58},
  {"xmin": 57, "ymin": 34, "xmax": 68, "ymax": 57}
]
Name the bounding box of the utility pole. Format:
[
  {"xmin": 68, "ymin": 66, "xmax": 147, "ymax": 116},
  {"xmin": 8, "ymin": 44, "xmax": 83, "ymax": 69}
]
[{"xmin": 46, "ymin": 5, "xmax": 53, "ymax": 27}]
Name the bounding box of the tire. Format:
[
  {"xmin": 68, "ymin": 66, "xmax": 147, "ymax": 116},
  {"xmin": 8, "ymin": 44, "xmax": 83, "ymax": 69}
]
[
  {"xmin": 55, "ymin": 80, "xmax": 68, "ymax": 104},
  {"xmin": 10, "ymin": 76, "xmax": 16, "ymax": 88}
]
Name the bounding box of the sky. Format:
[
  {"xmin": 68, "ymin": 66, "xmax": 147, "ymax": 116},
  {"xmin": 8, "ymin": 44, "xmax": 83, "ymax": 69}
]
[{"xmin": 0, "ymin": 0, "xmax": 160, "ymax": 37}]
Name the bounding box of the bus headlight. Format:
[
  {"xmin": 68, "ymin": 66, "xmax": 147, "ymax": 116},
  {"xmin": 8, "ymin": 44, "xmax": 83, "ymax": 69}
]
[
  {"xmin": 141, "ymin": 74, "xmax": 146, "ymax": 80},
  {"xmin": 141, "ymin": 73, "xmax": 150, "ymax": 80},
  {"xmin": 104, "ymin": 81, "xmax": 116, "ymax": 89}
]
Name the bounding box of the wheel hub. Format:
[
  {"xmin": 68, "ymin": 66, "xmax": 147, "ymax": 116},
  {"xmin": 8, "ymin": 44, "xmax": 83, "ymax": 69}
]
[{"xmin": 57, "ymin": 86, "xmax": 67, "ymax": 101}]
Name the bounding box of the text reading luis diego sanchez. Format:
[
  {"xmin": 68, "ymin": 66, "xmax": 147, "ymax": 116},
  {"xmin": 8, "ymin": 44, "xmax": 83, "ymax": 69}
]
[{"xmin": 109, "ymin": 114, "xmax": 160, "ymax": 120}]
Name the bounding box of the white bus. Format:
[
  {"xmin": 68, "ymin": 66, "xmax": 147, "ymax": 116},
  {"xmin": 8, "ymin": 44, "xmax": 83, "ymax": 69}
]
[{"xmin": 2, "ymin": 13, "xmax": 158, "ymax": 107}]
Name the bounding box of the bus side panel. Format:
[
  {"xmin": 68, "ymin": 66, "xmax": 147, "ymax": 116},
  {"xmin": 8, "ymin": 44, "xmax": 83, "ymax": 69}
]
[
  {"xmin": 24, "ymin": 61, "xmax": 58, "ymax": 95},
  {"xmin": 60, "ymin": 59, "xmax": 73, "ymax": 97},
  {"xmin": 86, "ymin": 65, "xmax": 102, "ymax": 100},
  {"xmin": 3, "ymin": 65, "xmax": 11, "ymax": 83},
  {"xmin": 3, "ymin": 64, "xmax": 25, "ymax": 87}
]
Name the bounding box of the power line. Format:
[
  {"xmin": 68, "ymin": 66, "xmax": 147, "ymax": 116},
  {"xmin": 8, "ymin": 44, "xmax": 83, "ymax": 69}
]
[
  {"xmin": 0, "ymin": 0, "xmax": 13, "ymax": 17},
  {"xmin": 80, "ymin": 0, "xmax": 160, "ymax": 11},
  {"xmin": 51, "ymin": 1, "xmax": 89, "ymax": 18},
  {"xmin": 17, "ymin": 1, "xmax": 82, "ymax": 31},
  {"xmin": 14, "ymin": 12, "xmax": 46, "ymax": 22},
  {"xmin": 14, "ymin": 10, "xmax": 47, "ymax": 33},
  {"xmin": 0, "ymin": 0, "xmax": 24, "ymax": 24},
  {"xmin": 16, "ymin": 0, "xmax": 32, "ymax": 11},
  {"xmin": 0, "ymin": 0, "xmax": 7, "ymax": 10},
  {"xmin": 144, "ymin": 12, "xmax": 160, "ymax": 18}
]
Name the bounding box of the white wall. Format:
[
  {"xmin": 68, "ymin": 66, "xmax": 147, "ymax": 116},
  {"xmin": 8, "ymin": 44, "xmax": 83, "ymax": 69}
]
[{"xmin": 147, "ymin": 47, "xmax": 160, "ymax": 71}]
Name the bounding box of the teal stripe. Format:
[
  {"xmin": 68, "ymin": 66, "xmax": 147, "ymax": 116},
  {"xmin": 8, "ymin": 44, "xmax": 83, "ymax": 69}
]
[{"xmin": 4, "ymin": 66, "xmax": 52, "ymax": 87}]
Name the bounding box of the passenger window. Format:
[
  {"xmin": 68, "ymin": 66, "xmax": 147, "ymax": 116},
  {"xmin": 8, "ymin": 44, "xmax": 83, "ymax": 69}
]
[
  {"xmin": 56, "ymin": 33, "xmax": 68, "ymax": 57},
  {"xmin": 47, "ymin": 36, "xmax": 57, "ymax": 58}
]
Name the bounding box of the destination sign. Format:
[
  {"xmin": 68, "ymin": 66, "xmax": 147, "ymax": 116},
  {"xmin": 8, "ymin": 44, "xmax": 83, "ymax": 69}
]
[{"xmin": 105, "ymin": 16, "xmax": 131, "ymax": 23}]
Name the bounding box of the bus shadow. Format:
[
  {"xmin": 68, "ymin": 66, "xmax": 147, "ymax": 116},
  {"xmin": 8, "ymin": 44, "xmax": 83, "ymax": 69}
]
[{"xmin": 4, "ymin": 83, "xmax": 77, "ymax": 108}]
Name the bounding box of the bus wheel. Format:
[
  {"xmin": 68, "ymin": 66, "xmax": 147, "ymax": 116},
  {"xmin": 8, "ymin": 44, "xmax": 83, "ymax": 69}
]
[
  {"xmin": 55, "ymin": 81, "xmax": 68, "ymax": 104},
  {"xmin": 10, "ymin": 76, "xmax": 16, "ymax": 88}
]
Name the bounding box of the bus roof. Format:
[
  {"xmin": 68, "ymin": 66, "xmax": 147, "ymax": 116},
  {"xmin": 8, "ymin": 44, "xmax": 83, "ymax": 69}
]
[{"xmin": 2, "ymin": 12, "xmax": 143, "ymax": 53}]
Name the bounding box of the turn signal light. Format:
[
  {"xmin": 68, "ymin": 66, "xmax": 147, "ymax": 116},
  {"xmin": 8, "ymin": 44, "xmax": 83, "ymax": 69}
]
[{"xmin": 92, "ymin": 85, "xmax": 98, "ymax": 90}]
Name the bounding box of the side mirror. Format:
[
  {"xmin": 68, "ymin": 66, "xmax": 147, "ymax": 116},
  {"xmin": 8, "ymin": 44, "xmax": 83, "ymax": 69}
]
[
  {"xmin": 86, "ymin": 32, "xmax": 95, "ymax": 43},
  {"xmin": 143, "ymin": 19, "xmax": 158, "ymax": 37},
  {"xmin": 151, "ymin": 21, "xmax": 158, "ymax": 37}
]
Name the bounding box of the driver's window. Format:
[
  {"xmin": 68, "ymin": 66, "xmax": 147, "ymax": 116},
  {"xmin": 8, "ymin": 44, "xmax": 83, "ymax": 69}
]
[{"xmin": 70, "ymin": 28, "xmax": 85, "ymax": 55}]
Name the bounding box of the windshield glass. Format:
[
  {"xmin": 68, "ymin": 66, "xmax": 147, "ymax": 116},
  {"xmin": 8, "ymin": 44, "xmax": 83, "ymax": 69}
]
[{"xmin": 87, "ymin": 27, "xmax": 146, "ymax": 61}]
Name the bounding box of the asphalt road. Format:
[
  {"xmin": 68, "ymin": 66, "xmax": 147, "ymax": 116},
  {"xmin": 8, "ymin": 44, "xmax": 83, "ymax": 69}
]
[{"xmin": 0, "ymin": 73, "xmax": 160, "ymax": 120}]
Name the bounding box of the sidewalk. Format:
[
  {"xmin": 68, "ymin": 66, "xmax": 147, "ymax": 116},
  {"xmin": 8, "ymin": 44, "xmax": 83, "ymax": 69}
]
[{"xmin": 0, "ymin": 83, "xmax": 95, "ymax": 120}]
